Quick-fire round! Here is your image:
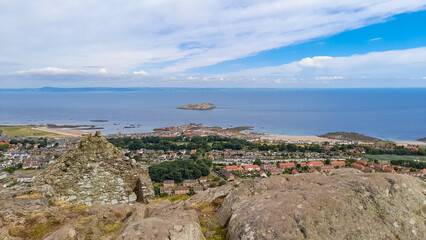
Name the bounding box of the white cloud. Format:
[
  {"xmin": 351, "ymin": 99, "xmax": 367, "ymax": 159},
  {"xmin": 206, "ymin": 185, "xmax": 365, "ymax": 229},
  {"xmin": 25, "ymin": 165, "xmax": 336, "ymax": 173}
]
[
  {"xmin": 299, "ymin": 56, "xmax": 333, "ymax": 67},
  {"xmin": 0, "ymin": 1, "xmax": 425, "ymax": 74},
  {"xmin": 15, "ymin": 67, "xmax": 83, "ymax": 75},
  {"xmin": 315, "ymin": 76, "xmax": 344, "ymax": 80},
  {"xmin": 369, "ymin": 37, "xmax": 382, "ymax": 41},
  {"xmin": 227, "ymin": 47, "xmax": 426, "ymax": 82},
  {"xmin": 186, "ymin": 76, "xmax": 198, "ymax": 80},
  {"xmin": 98, "ymin": 68, "xmax": 108, "ymax": 74},
  {"xmin": 133, "ymin": 70, "xmax": 148, "ymax": 75}
]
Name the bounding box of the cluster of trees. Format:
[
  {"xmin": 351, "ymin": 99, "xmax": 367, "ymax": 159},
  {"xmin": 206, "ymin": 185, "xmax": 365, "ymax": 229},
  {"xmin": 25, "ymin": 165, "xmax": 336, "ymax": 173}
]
[
  {"xmin": 108, "ymin": 136, "xmax": 329, "ymax": 153},
  {"xmin": 108, "ymin": 136, "xmax": 251, "ymax": 152},
  {"xmin": 108, "ymin": 136, "xmax": 426, "ymax": 157},
  {"xmin": 7, "ymin": 138, "xmax": 51, "ymax": 149},
  {"xmin": 3, "ymin": 163, "xmax": 23, "ymax": 173},
  {"xmin": 364, "ymin": 145, "xmax": 426, "ymax": 156},
  {"xmin": 0, "ymin": 144, "xmax": 10, "ymax": 152},
  {"xmin": 149, "ymin": 159, "xmax": 211, "ymax": 183},
  {"xmin": 390, "ymin": 160, "xmax": 426, "ymax": 169}
]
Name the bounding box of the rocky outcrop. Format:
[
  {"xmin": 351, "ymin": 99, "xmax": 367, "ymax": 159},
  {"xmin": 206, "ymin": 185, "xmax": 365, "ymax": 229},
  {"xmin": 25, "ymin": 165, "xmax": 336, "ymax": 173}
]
[
  {"xmin": 319, "ymin": 132, "xmax": 382, "ymax": 142},
  {"xmin": 0, "ymin": 191, "xmax": 204, "ymax": 240},
  {"xmin": 177, "ymin": 102, "xmax": 215, "ymax": 110},
  {"xmin": 117, "ymin": 200, "xmax": 205, "ymax": 240},
  {"xmin": 191, "ymin": 169, "xmax": 426, "ymax": 240},
  {"xmin": 418, "ymin": 137, "xmax": 426, "ymax": 143},
  {"xmin": 2, "ymin": 167, "xmax": 425, "ymax": 239},
  {"xmin": 33, "ymin": 131, "xmax": 154, "ymax": 205}
]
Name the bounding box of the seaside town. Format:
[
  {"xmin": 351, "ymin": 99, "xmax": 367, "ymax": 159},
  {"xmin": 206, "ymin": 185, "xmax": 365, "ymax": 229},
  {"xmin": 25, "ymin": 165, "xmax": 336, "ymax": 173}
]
[{"xmin": 1, "ymin": 124, "xmax": 425, "ymax": 198}]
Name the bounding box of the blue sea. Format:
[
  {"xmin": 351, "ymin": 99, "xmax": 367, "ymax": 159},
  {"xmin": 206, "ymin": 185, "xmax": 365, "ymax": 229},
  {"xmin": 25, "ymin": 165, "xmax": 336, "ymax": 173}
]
[{"xmin": 0, "ymin": 88, "xmax": 425, "ymax": 141}]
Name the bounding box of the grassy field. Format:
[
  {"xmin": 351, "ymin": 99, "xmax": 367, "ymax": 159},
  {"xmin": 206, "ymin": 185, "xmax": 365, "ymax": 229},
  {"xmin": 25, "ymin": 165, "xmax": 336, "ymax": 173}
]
[
  {"xmin": 361, "ymin": 154, "xmax": 426, "ymax": 162},
  {"xmin": 0, "ymin": 126, "xmax": 63, "ymax": 138}
]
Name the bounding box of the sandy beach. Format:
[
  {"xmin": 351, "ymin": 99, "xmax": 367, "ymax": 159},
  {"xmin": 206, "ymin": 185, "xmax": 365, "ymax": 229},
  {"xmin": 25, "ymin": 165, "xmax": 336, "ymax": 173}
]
[
  {"xmin": 32, "ymin": 127, "xmax": 83, "ymax": 137},
  {"xmin": 262, "ymin": 134, "xmax": 338, "ymax": 143}
]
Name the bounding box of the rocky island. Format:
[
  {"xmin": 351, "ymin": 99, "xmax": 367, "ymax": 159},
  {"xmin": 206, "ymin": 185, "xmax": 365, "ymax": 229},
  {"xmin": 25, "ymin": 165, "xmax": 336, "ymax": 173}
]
[{"xmin": 177, "ymin": 102, "xmax": 215, "ymax": 110}]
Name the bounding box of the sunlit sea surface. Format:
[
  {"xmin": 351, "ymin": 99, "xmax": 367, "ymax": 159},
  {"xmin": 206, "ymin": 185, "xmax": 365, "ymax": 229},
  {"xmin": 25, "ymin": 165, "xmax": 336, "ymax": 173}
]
[{"xmin": 0, "ymin": 88, "xmax": 425, "ymax": 141}]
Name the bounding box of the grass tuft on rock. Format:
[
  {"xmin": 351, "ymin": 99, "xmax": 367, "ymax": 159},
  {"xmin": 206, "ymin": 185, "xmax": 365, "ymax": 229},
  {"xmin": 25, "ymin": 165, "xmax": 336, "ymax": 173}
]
[
  {"xmin": 101, "ymin": 221, "xmax": 123, "ymax": 235},
  {"xmin": 16, "ymin": 193, "xmax": 45, "ymax": 199},
  {"xmin": 72, "ymin": 204, "xmax": 88, "ymax": 213}
]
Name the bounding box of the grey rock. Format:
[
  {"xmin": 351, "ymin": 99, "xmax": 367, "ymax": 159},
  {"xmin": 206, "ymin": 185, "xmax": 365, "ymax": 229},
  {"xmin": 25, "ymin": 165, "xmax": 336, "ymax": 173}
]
[{"xmin": 33, "ymin": 133, "xmax": 154, "ymax": 205}]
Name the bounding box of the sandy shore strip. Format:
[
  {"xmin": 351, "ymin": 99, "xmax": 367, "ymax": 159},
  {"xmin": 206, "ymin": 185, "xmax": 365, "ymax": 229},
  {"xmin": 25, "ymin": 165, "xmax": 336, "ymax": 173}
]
[
  {"xmin": 262, "ymin": 134, "xmax": 338, "ymax": 143},
  {"xmin": 32, "ymin": 127, "xmax": 83, "ymax": 137}
]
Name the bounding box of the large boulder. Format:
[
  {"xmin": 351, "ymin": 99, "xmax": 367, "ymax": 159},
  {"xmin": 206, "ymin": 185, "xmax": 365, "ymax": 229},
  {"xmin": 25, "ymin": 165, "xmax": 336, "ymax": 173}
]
[
  {"xmin": 116, "ymin": 201, "xmax": 205, "ymax": 240},
  {"xmin": 33, "ymin": 132, "xmax": 154, "ymax": 205},
  {"xmin": 192, "ymin": 169, "xmax": 426, "ymax": 240}
]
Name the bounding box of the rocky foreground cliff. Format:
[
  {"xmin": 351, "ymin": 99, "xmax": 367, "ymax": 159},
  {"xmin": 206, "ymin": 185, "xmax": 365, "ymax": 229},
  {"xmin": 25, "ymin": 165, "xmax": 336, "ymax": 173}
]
[{"xmin": 1, "ymin": 168, "xmax": 425, "ymax": 239}]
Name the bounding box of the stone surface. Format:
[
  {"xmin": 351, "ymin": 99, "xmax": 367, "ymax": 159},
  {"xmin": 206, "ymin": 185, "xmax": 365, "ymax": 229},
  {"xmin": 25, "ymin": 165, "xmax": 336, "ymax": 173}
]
[
  {"xmin": 192, "ymin": 168, "xmax": 426, "ymax": 240},
  {"xmin": 2, "ymin": 166, "xmax": 425, "ymax": 239},
  {"xmin": 33, "ymin": 132, "xmax": 154, "ymax": 205},
  {"xmin": 117, "ymin": 200, "xmax": 205, "ymax": 240}
]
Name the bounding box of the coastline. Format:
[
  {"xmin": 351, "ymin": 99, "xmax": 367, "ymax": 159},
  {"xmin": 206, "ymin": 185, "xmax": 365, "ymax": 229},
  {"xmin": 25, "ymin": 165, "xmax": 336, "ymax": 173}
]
[
  {"xmin": 262, "ymin": 134, "xmax": 338, "ymax": 143},
  {"xmin": 31, "ymin": 127, "xmax": 83, "ymax": 137},
  {"xmin": 1, "ymin": 124, "xmax": 425, "ymax": 146}
]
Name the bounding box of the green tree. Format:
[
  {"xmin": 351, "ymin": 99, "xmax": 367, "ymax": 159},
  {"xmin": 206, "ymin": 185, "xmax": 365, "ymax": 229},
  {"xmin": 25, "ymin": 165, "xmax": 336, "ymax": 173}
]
[{"xmin": 253, "ymin": 159, "xmax": 262, "ymax": 166}]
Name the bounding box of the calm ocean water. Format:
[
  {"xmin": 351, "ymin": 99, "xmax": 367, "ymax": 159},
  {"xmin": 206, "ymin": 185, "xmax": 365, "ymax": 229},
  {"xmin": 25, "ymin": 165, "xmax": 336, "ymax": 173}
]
[{"xmin": 0, "ymin": 88, "xmax": 425, "ymax": 141}]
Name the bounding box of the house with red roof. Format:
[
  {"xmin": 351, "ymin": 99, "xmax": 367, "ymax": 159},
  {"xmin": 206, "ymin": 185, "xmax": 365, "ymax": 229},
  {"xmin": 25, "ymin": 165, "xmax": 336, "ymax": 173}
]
[
  {"xmin": 330, "ymin": 161, "xmax": 346, "ymax": 167},
  {"xmin": 357, "ymin": 160, "xmax": 368, "ymax": 165},
  {"xmin": 259, "ymin": 170, "xmax": 268, "ymax": 177},
  {"xmin": 406, "ymin": 146, "xmax": 419, "ymax": 151},
  {"xmin": 279, "ymin": 162, "xmax": 295, "ymax": 169},
  {"xmin": 225, "ymin": 165, "xmax": 244, "ymax": 172},
  {"xmin": 351, "ymin": 162, "xmax": 365, "ymax": 171},
  {"xmin": 296, "ymin": 162, "xmax": 307, "ymax": 167},
  {"xmin": 307, "ymin": 161, "xmax": 324, "ymax": 167},
  {"xmin": 383, "ymin": 167, "xmax": 395, "ymax": 173},
  {"xmin": 244, "ymin": 165, "xmax": 260, "ymax": 172},
  {"xmin": 292, "ymin": 169, "xmax": 299, "ymax": 175}
]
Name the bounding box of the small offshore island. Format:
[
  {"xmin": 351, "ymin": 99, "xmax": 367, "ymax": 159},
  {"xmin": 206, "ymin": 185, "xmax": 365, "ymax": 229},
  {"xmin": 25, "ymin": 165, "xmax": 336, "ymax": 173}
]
[{"xmin": 177, "ymin": 102, "xmax": 215, "ymax": 110}]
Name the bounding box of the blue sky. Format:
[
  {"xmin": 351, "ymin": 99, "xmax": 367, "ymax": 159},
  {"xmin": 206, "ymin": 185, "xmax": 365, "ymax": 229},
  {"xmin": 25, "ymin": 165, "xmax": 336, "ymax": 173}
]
[
  {"xmin": 190, "ymin": 11, "xmax": 426, "ymax": 74},
  {"xmin": 0, "ymin": 0, "xmax": 425, "ymax": 88}
]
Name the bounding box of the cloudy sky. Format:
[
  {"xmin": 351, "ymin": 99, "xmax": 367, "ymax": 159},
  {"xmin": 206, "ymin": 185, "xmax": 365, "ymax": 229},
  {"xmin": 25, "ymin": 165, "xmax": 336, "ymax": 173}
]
[{"xmin": 1, "ymin": 0, "xmax": 426, "ymax": 88}]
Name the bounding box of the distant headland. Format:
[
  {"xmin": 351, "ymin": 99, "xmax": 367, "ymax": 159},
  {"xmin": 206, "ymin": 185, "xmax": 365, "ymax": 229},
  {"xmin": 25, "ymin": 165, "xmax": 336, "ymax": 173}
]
[
  {"xmin": 177, "ymin": 102, "xmax": 215, "ymax": 110},
  {"xmin": 319, "ymin": 132, "xmax": 382, "ymax": 142}
]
